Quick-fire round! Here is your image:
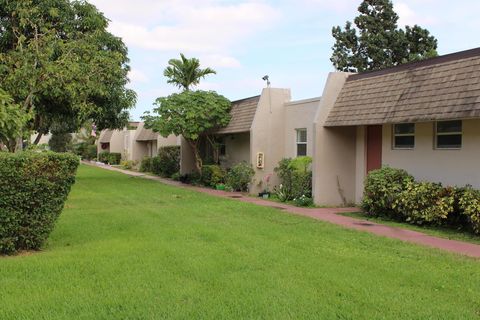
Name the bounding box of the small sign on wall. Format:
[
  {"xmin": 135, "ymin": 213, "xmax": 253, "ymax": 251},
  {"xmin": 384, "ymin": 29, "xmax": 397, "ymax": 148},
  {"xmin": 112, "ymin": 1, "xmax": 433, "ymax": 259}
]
[{"xmin": 256, "ymin": 152, "xmax": 265, "ymax": 169}]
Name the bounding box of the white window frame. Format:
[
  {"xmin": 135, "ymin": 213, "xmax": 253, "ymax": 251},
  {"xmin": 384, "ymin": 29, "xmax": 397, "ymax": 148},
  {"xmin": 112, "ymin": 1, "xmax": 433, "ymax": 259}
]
[
  {"xmin": 296, "ymin": 128, "xmax": 307, "ymax": 157},
  {"xmin": 392, "ymin": 123, "xmax": 415, "ymax": 150},
  {"xmin": 435, "ymin": 120, "xmax": 462, "ymax": 150}
]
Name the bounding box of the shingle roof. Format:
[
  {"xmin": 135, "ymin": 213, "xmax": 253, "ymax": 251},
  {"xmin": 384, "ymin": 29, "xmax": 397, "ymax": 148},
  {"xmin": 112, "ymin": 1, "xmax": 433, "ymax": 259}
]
[
  {"xmin": 99, "ymin": 130, "xmax": 113, "ymax": 143},
  {"xmin": 136, "ymin": 127, "xmax": 158, "ymax": 141},
  {"xmin": 325, "ymin": 48, "xmax": 480, "ymax": 126},
  {"xmin": 215, "ymin": 96, "xmax": 260, "ymax": 134}
]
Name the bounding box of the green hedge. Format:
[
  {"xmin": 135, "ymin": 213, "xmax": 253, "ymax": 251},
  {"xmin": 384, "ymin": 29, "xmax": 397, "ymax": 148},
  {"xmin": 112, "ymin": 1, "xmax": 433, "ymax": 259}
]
[
  {"xmin": 151, "ymin": 146, "xmax": 180, "ymax": 177},
  {"xmin": 274, "ymin": 157, "xmax": 313, "ymax": 202},
  {"xmin": 98, "ymin": 152, "xmax": 121, "ymax": 165},
  {"xmin": 225, "ymin": 162, "xmax": 254, "ymax": 192},
  {"xmin": 0, "ymin": 152, "xmax": 79, "ymax": 255},
  {"xmin": 362, "ymin": 167, "xmax": 480, "ymax": 234},
  {"xmin": 139, "ymin": 157, "xmax": 153, "ymax": 172}
]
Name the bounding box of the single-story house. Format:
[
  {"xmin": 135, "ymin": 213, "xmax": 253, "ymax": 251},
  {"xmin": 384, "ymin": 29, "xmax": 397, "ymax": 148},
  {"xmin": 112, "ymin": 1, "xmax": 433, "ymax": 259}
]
[
  {"xmin": 98, "ymin": 122, "xmax": 179, "ymax": 162},
  {"xmin": 180, "ymin": 88, "xmax": 321, "ymax": 194},
  {"xmin": 313, "ymin": 47, "xmax": 480, "ymax": 206}
]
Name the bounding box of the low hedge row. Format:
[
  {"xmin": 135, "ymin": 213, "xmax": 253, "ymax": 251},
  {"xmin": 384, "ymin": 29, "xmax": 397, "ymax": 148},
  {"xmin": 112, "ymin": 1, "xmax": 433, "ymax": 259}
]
[
  {"xmin": 98, "ymin": 152, "xmax": 121, "ymax": 165},
  {"xmin": 0, "ymin": 152, "xmax": 79, "ymax": 255},
  {"xmin": 362, "ymin": 167, "xmax": 480, "ymax": 234},
  {"xmin": 151, "ymin": 146, "xmax": 180, "ymax": 177}
]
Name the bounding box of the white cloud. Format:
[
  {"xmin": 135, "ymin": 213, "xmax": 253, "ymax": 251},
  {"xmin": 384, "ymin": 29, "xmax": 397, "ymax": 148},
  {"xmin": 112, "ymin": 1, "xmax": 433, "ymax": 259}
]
[
  {"xmin": 393, "ymin": 2, "xmax": 437, "ymax": 27},
  {"xmin": 200, "ymin": 54, "xmax": 242, "ymax": 69},
  {"xmin": 128, "ymin": 68, "xmax": 149, "ymax": 84}
]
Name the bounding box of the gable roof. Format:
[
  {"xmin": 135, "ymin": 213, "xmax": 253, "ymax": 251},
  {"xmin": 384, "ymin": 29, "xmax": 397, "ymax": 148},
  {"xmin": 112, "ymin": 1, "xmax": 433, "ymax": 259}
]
[
  {"xmin": 215, "ymin": 95, "xmax": 260, "ymax": 134},
  {"xmin": 136, "ymin": 126, "xmax": 158, "ymax": 141},
  {"xmin": 99, "ymin": 130, "xmax": 113, "ymax": 143},
  {"xmin": 325, "ymin": 48, "xmax": 480, "ymax": 126}
]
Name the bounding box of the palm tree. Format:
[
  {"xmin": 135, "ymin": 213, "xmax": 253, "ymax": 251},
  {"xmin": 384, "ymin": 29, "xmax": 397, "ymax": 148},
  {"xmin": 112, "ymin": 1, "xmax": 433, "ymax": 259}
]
[{"xmin": 163, "ymin": 53, "xmax": 216, "ymax": 91}]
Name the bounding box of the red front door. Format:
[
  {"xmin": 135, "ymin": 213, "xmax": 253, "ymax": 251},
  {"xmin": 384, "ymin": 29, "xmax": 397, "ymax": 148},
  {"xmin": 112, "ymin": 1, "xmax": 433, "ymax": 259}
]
[{"xmin": 366, "ymin": 125, "xmax": 382, "ymax": 173}]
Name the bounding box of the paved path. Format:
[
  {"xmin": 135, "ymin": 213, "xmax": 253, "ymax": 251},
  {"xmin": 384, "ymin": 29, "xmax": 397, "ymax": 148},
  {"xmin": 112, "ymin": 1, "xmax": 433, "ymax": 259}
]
[{"xmin": 85, "ymin": 162, "xmax": 480, "ymax": 259}]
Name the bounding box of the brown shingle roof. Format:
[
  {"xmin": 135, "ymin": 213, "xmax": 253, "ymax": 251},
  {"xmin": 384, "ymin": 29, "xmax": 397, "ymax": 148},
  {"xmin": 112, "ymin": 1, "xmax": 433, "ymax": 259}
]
[
  {"xmin": 215, "ymin": 96, "xmax": 260, "ymax": 134},
  {"xmin": 99, "ymin": 130, "xmax": 113, "ymax": 143},
  {"xmin": 325, "ymin": 48, "xmax": 480, "ymax": 126},
  {"xmin": 136, "ymin": 127, "xmax": 158, "ymax": 141}
]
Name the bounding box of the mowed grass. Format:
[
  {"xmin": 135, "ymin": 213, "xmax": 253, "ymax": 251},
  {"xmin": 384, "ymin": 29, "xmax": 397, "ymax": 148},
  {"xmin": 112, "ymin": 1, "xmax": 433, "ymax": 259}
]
[{"xmin": 1, "ymin": 166, "xmax": 479, "ymax": 319}]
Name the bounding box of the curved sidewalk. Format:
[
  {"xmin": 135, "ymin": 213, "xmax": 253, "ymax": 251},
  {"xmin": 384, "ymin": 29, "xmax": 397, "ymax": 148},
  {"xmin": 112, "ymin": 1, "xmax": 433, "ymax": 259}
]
[{"xmin": 85, "ymin": 162, "xmax": 480, "ymax": 259}]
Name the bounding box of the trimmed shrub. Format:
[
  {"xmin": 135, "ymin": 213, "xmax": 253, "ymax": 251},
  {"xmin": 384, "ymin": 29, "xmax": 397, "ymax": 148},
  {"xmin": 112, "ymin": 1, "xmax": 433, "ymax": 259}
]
[
  {"xmin": 98, "ymin": 152, "xmax": 110, "ymax": 163},
  {"xmin": 201, "ymin": 165, "xmax": 226, "ymax": 187},
  {"xmin": 274, "ymin": 157, "xmax": 313, "ymax": 202},
  {"xmin": 151, "ymin": 146, "xmax": 180, "ymax": 177},
  {"xmin": 225, "ymin": 162, "xmax": 255, "ymax": 192},
  {"xmin": 108, "ymin": 153, "xmax": 121, "ymax": 165},
  {"xmin": 179, "ymin": 172, "xmax": 201, "ymax": 184},
  {"xmin": 459, "ymin": 187, "xmax": 480, "ymax": 234},
  {"xmin": 361, "ymin": 167, "xmax": 414, "ymax": 218},
  {"xmin": 393, "ymin": 181, "xmax": 454, "ymax": 225},
  {"xmin": 121, "ymin": 160, "xmax": 137, "ymax": 170},
  {"xmin": 0, "ymin": 152, "xmax": 79, "ymax": 255},
  {"xmin": 73, "ymin": 142, "xmax": 97, "ymax": 160},
  {"xmin": 293, "ymin": 195, "xmax": 314, "ymax": 207},
  {"xmin": 48, "ymin": 132, "xmax": 72, "ymax": 153},
  {"xmin": 139, "ymin": 157, "xmax": 153, "ymax": 172}
]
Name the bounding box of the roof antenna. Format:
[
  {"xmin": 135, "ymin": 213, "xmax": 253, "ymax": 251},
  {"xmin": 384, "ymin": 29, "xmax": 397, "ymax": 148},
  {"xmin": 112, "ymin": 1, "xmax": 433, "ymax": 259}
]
[{"xmin": 262, "ymin": 75, "xmax": 270, "ymax": 87}]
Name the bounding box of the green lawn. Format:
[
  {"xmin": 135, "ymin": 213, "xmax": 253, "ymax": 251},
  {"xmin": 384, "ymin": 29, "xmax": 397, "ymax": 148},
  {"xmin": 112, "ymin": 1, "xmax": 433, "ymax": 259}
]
[{"xmin": 1, "ymin": 165, "xmax": 479, "ymax": 319}]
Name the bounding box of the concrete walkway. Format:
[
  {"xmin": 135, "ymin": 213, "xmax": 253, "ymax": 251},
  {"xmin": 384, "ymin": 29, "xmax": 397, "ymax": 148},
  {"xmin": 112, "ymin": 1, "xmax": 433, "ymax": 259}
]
[{"xmin": 85, "ymin": 162, "xmax": 480, "ymax": 259}]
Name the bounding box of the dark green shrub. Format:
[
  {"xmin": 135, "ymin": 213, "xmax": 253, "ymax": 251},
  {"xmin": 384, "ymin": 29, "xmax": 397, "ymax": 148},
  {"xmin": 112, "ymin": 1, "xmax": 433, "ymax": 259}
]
[
  {"xmin": 48, "ymin": 132, "xmax": 72, "ymax": 153},
  {"xmin": 0, "ymin": 152, "xmax": 79, "ymax": 255},
  {"xmin": 108, "ymin": 153, "xmax": 121, "ymax": 165},
  {"xmin": 362, "ymin": 167, "xmax": 414, "ymax": 218},
  {"xmin": 201, "ymin": 165, "xmax": 226, "ymax": 187},
  {"xmin": 151, "ymin": 146, "xmax": 180, "ymax": 177},
  {"xmin": 98, "ymin": 152, "xmax": 110, "ymax": 163},
  {"xmin": 171, "ymin": 172, "xmax": 181, "ymax": 181},
  {"xmin": 73, "ymin": 142, "xmax": 97, "ymax": 160},
  {"xmin": 179, "ymin": 172, "xmax": 201, "ymax": 184},
  {"xmin": 393, "ymin": 181, "xmax": 454, "ymax": 225},
  {"xmin": 459, "ymin": 187, "xmax": 480, "ymax": 234},
  {"xmin": 274, "ymin": 157, "xmax": 312, "ymax": 201},
  {"xmin": 139, "ymin": 157, "xmax": 153, "ymax": 172},
  {"xmin": 293, "ymin": 195, "xmax": 314, "ymax": 207},
  {"xmin": 225, "ymin": 162, "xmax": 255, "ymax": 192}
]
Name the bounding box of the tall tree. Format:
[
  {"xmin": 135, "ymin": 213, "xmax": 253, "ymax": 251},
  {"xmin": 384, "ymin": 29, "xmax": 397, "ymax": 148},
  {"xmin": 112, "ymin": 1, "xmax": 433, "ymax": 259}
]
[
  {"xmin": 0, "ymin": 0, "xmax": 136, "ymax": 147},
  {"xmin": 0, "ymin": 89, "xmax": 30, "ymax": 151},
  {"xmin": 143, "ymin": 91, "xmax": 231, "ymax": 173},
  {"xmin": 331, "ymin": 0, "xmax": 438, "ymax": 72},
  {"xmin": 163, "ymin": 53, "xmax": 216, "ymax": 91}
]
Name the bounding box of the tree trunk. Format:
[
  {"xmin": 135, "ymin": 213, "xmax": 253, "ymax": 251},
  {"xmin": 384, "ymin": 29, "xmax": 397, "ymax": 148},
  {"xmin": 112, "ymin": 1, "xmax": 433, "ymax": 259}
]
[
  {"xmin": 33, "ymin": 133, "xmax": 43, "ymax": 145},
  {"xmin": 187, "ymin": 139, "xmax": 202, "ymax": 174}
]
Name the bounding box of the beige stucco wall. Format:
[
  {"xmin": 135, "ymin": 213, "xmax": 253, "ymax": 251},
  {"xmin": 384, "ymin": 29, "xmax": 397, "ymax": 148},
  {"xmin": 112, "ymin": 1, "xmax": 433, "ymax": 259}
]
[
  {"xmin": 354, "ymin": 126, "xmax": 367, "ymax": 203},
  {"xmin": 312, "ymin": 72, "xmax": 357, "ymax": 206},
  {"xmin": 220, "ymin": 132, "xmax": 250, "ymax": 168},
  {"xmin": 250, "ymin": 88, "xmax": 292, "ymax": 194},
  {"xmin": 30, "ymin": 133, "xmax": 52, "ymax": 145},
  {"xmin": 284, "ymin": 97, "xmax": 320, "ymax": 159},
  {"xmin": 381, "ymin": 120, "xmax": 480, "ymax": 189}
]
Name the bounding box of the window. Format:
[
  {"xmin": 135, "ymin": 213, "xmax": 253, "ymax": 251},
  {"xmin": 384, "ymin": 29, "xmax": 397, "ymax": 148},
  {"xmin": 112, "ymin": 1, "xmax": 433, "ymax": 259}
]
[
  {"xmin": 393, "ymin": 123, "xmax": 415, "ymax": 149},
  {"xmin": 436, "ymin": 120, "xmax": 462, "ymax": 149},
  {"xmin": 296, "ymin": 129, "xmax": 307, "ymax": 156},
  {"xmin": 219, "ymin": 138, "xmax": 226, "ymax": 156}
]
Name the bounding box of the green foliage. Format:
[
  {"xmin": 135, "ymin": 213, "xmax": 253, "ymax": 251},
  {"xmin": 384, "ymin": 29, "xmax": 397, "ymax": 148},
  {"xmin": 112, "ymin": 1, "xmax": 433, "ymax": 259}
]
[
  {"xmin": 225, "ymin": 162, "xmax": 255, "ymax": 192},
  {"xmin": 393, "ymin": 182, "xmax": 454, "ymax": 225},
  {"xmin": 151, "ymin": 146, "xmax": 180, "ymax": 177},
  {"xmin": 0, "ymin": 151, "xmax": 79, "ymax": 254},
  {"xmin": 201, "ymin": 165, "xmax": 226, "ymax": 187},
  {"xmin": 164, "ymin": 53, "xmax": 217, "ymax": 91},
  {"xmin": 0, "ymin": 0, "xmax": 136, "ymax": 140},
  {"xmin": 274, "ymin": 158, "xmax": 313, "ymax": 202},
  {"xmin": 0, "ymin": 88, "xmax": 30, "ymax": 151},
  {"xmin": 73, "ymin": 143, "xmax": 97, "ymax": 160},
  {"xmin": 143, "ymin": 90, "xmax": 231, "ymax": 172},
  {"xmin": 361, "ymin": 167, "xmax": 414, "ymax": 217},
  {"xmin": 48, "ymin": 132, "xmax": 72, "ymax": 153},
  {"xmin": 331, "ymin": 0, "xmax": 438, "ymax": 72},
  {"xmin": 98, "ymin": 152, "xmax": 121, "ymax": 165},
  {"xmin": 293, "ymin": 195, "xmax": 314, "ymax": 207},
  {"xmin": 121, "ymin": 160, "xmax": 137, "ymax": 170},
  {"xmin": 139, "ymin": 157, "xmax": 153, "ymax": 173},
  {"xmin": 459, "ymin": 187, "xmax": 480, "ymax": 234},
  {"xmin": 363, "ymin": 167, "xmax": 480, "ymax": 234}
]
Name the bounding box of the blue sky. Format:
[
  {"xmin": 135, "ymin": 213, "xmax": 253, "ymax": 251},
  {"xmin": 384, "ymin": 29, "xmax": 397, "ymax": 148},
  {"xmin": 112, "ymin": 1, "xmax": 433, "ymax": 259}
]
[{"xmin": 88, "ymin": 0, "xmax": 480, "ymax": 120}]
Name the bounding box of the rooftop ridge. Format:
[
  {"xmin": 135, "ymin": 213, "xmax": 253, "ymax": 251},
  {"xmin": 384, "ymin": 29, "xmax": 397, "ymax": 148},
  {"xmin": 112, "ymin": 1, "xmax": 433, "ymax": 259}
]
[{"xmin": 348, "ymin": 47, "xmax": 480, "ymax": 82}]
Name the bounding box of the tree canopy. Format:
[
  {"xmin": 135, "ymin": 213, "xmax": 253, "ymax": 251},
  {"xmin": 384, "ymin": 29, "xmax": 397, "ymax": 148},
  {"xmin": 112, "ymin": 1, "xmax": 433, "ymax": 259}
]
[
  {"xmin": 0, "ymin": 0, "xmax": 136, "ymax": 146},
  {"xmin": 331, "ymin": 0, "xmax": 438, "ymax": 72},
  {"xmin": 163, "ymin": 53, "xmax": 216, "ymax": 91},
  {"xmin": 0, "ymin": 89, "xmax": 30, "ymax": 151},
  {"xmin": 143, "ymin": 90, "xmax": 231, "ymax": 172}
]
